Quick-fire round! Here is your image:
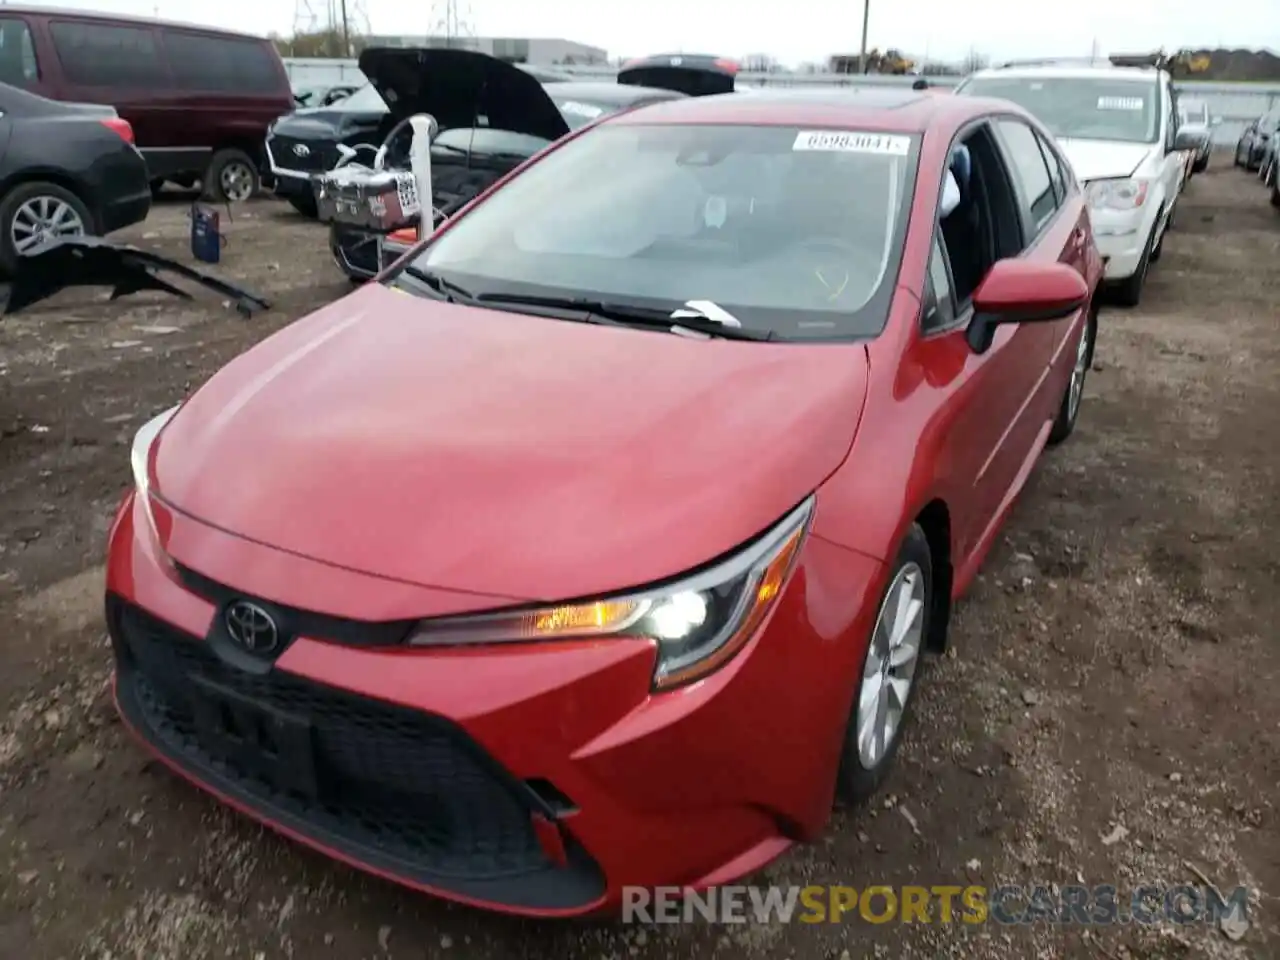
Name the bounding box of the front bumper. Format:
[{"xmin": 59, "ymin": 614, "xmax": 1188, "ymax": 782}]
[
  {"xmin": 106, "ymin": 491, "xmax": 882, "ymax": 915},
  {"xmin": 1090, "ymin": 206, "xmax": 1154, "ymax": 281}
]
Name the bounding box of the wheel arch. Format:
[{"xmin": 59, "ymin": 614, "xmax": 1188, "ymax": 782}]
[
  {"xmin": 913, "ymin": 498, "xmax": 953, "ymax": 653},
  {"xmin": 0, "ymin": 170, "xmax": 101, "ymax": 233}
]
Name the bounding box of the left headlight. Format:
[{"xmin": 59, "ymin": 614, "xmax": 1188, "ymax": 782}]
[
  {"xmin": 409, "ymin": 497, "xmax": 814, "ymax": 691},
  {"xmin": 1085, "ymin": 178, "xmax": 1149, "ymax": 211},
  {"xmin": 130, "ymin": 405, "xmax": 179, "ymax": 527}
]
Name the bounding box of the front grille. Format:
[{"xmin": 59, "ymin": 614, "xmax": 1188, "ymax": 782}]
[
  {"xmin": 110, "ymin": 598, "xmax": 604, "ymax": 909},
  {"xmin": 267, "ymin": 135, "xmax": 340, "ymax": 175}
]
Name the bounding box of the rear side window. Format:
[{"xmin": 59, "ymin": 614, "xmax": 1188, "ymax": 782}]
[
  {"xmin": 0, "ymin": 17, "xmax": 39, "ymax": 87},
  {"xmin": 50, "ymin": 21, "xmax": 166, "ymax": 88},
  {"xmin": 163, "ymin": 31, "xmax": 280, "ymax": 93},
  {"xmin": 995, "ymin": 119, "xmax": 1058, "ymax": 235}
]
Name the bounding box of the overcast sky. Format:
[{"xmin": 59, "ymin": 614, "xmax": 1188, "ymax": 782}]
[{"xmin": 36, "ymin": 0, "xmax": 1280, "ymax": 65}]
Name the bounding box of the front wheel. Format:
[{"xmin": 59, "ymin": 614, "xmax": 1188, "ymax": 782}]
[
  {"xmin": 1048, "ymin": 306, "xmax": 1096, "ymax": 446},
  {"xmin": 837, "ymin": 525, "xmax": 932, "ymax": 804}
]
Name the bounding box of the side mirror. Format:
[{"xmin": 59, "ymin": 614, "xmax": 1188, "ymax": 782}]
[
  {"xmin": 966, "ymin": 259, "xmax": 1089, "ymax": 354},
  {"xmin": 1172, "ymin": 129, "xmax": 1203, "ymax": 152}
]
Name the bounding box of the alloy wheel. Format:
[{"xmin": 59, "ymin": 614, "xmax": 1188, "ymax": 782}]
[
  {"xmin": 11, "ymin": 195, "xmax": 85, "ymax": 256},
  {"xmin": 1067, "ymin": 323, "xmax": 1090, "ymax": 424},
  {"xmin": 856, "ymin": 562, "xmax": 925, "ymax": 768},
  {"xmin": 220, "ymin": 162, "xmax": 255, "ymax": 202}
]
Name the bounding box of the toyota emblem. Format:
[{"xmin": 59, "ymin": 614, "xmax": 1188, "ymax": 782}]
[
  {"xmin": 224, "ymin": 600, "xmax": 280, "ymax": 654},
  {"xmin": 293, "ymin": 144, "xmax": 310, "ymax": 157}
]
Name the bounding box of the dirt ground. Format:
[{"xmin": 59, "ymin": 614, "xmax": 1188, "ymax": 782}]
[{"xmin": 1, "ymin": 160, "xmax": 1277, "ymax": 960}]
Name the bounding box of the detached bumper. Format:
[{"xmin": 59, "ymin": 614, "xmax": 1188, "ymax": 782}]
[{"xmin": 105, "ymin": 491, "xmax": 882, "ymax": 915}]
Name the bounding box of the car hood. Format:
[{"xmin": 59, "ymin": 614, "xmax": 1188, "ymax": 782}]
[
  {"xmin": 358, "ymin": 46, "xmax": 570, "ymax": 140},
  {"xmin": 270, "ymin": 105, "xmax": 385, "ymax": 141},
  {"xmin": 153, "ymin": 284, "xmax": 867, "ymax": 603},
  {"xmin": 1056, "ymin": 138, "xmax": 1155, "ymax": 181}
]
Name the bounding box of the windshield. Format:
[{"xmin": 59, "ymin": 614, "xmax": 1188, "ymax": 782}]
[
  {"xmin": 960, "ymin": 76, "xmax": 1159, "ymax": 143},
  {"xmin": 1179, "ymin": 98, "xmax": 1209, "ymax": 125},
  {"xmin": 339, "ymin": 83, "xmax": 388, "ymax": 113},
  {"xmin": 401, "ymin": 124, "xmax": 918, "ymax": 340}
]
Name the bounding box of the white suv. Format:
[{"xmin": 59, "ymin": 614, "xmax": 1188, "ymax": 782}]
[{"xmin": 956, "ymin": 60, "xmax": 1196, "ymax": 306}]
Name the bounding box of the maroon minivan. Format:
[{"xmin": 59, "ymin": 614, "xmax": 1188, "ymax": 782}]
[{"xmin": 0, "ymin": 8, "xmax": 292, "ymax": 201}]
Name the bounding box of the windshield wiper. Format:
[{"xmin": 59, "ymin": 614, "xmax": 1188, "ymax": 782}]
[
  {"xmin": 472, "ymin": 293, "xmax": 773, "ymax": 341},
  {"xmin": 399, "ymin": 266, "xmax": 477, "ymax": 303}
]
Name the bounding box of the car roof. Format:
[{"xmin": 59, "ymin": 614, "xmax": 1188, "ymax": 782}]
[
  {"xmin": 967, "ymin": 64, "xmax": 1160, "ymax": 83},
  {"xmin": 544, "ymin": 81, "xmax": 685, "ymax": 106},
  {"xmin": 0, "ymin": 4, "xmax": 268, "ymax": 40},
  {"xmin": 606, "ymin": 87, "xmax": 978, "ymax": 133}
]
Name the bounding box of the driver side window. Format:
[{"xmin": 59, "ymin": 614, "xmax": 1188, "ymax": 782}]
[{"xmin": 936, "ymin": 124, "xmax": 1025, "ymax": 313}]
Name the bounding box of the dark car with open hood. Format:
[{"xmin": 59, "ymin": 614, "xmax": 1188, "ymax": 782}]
[
  {"xmin": 267, "ymin": 54, "xmax": 577, "ymax": 219},
  {"xmin": 284, "ymin": 48, "xmax": 739, "ymax": 281}
]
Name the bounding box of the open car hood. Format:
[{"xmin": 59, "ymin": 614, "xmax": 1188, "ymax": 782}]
[
  {"xmin": 357, "ymin": 46, "xmax": 570, "ymax": 140},
  {"xmin": 617, "ymin": 54, "xmax": 737, "ymax": 97}
]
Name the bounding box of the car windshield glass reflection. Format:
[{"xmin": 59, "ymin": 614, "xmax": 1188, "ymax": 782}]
[
  {"xmin": 402, "ymin": 124, "xmax": 918, "ymax": 340},
  {"xmin": 338, "ymin": 83, "xmax": 388, "ymax": 112},
  {"xmin": 962, "ymin": 77, "xmax": 1159, "ymax": 144}
]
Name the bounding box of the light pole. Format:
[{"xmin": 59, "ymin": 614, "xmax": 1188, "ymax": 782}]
[{"xmin": 858, "ymin": 0, "xmax": 870, "ymax": 75}]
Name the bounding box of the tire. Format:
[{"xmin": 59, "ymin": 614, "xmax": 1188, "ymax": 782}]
[
  {"xmin": 1233, "ymin": 146, "xmax": 1244, "ymax": 167},
  {"xmin": 149, "ymin": 179, "xmax": 166, "ymax": 199},
  {"xmin": 329, "ymin": 223, "xmax": 379, "ymax": 282},
  {"xmin": 1270, "ymin": 178, "xmax": 1280, "ymax": 209},
  {"xmin": 0, "ymin": 181, "xmax": 94, "ymax": 275},
  {"xmin": 1110, "ymin": 225, "xmax": 1155, "ymax": 308},
  {"xmin": 287, "ymin": 193, "xmax": 318, "ymax": 218},
  {"xmin": 1192, "ymin": 154, "xmax": 1208, "ymax": 174},
  {"xmin": 1048, "ymin": 304, "xmax": 1096, "ymax": 446},
  {"xmin": 204, "ymin": 148, "xmax": 260, "ymax": 203},
  {"xmin": 837, "ymin": 524, "xmax": 933, "ymax": 805}
]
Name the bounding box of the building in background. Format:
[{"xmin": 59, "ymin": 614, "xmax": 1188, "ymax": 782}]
[{"xmin": 362, "ymin": 35, "xmax": 607, "ymax": 64}]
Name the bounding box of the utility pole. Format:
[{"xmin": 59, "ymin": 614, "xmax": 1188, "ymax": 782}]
[
  {"xmin": 858, "ymin": 0, "xmax": 870, "ymax": 75},
  {"xmin": 339, "ymin": 0, "xmax": 351, "ymax": 56}
]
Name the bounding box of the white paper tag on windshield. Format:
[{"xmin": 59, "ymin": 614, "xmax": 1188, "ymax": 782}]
[
  {"xmin": 1097, "ymin": 96, "xmax": 1144, "ymax": 111},
  {"xmin": 793, "ymin": 131, "xmax": 910, "ymax": 155},
  {"xmin": 557, "ymin": 100, "xmax": 603, "ymax": 118}
]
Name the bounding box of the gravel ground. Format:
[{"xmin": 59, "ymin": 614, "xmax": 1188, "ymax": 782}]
[{"xmin": 0, "ymin": 161, "xmax": 1277, "ymax": 960}]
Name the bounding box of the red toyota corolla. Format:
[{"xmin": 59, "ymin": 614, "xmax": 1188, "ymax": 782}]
[{"xmin": 107, "ymin": 89, "xmax": 1102, "ymax": 915}]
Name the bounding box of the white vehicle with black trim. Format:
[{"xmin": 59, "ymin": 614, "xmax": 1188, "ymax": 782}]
[{"xmin": 956, "ymin": 57, "xmax": 1198, "ymax": 306}]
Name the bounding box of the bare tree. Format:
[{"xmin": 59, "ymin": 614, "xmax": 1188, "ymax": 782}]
[
  {"xmin": 960, "ymin": 49, "xmax": 990, "ymax": 74},
  {"xmin": 742, "ymin": 53, "xmax": 778, "ymax": 72}
]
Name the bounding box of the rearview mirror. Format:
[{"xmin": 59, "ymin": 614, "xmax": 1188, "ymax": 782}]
[
  {"xmin": 966, "ymin": 259, "xmax": 1089, "ymax": 353},
  {"xmin": 1172, "ymin": 129, "xmax": 1204, "ymax": 152}
]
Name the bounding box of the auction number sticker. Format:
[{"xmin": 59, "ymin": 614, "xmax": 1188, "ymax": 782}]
[
  {"xmin": 557, "ymin": 100, "xmax": 604, "ymax": 118},
  {"xmin": 793, "ymin": 131, "xmax": 911, "ymax": 155},
  {"xmin": 1097, "ymin": 96, "xmax": 1144, "ymax": 111}
]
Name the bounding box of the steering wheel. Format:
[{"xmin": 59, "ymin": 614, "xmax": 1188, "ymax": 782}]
[{"xmin": 793, "ymin": 237, "xmax": 866, "ymax": 303}]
